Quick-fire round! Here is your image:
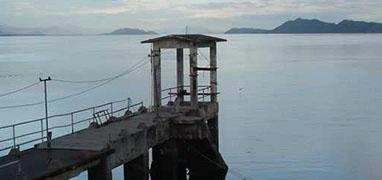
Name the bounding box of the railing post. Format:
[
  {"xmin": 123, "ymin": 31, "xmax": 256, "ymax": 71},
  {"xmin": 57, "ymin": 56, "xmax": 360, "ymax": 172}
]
[
  {"xmin": 169, "ymin": 88, "xmax": 172, "ymax": 102},
  {"xmin": 128, "ymin": 98, "xmax": 131, "ymax": 111},
  {"xmin": 203, "ymin": 89, "xmax": 205, "ymax": 101},
  {"xmin": 71, "ymin": 113, "xmax": 74, "ymax": 133},
  {"xmin": 110, "ymin": 103, "xmax": 113, "ymax": 117},
  {"xmin": 40, "ymin": 118, "xmax": 44, "ymax": 142},
  {"xmin": 12, "ymin": 125, "xmax": 16, "ymax": 147}
]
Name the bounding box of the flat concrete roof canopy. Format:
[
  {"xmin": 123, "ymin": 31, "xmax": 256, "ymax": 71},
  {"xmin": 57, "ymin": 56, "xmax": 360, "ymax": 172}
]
[{"xmin": 141, "ymin": 34, "xmax": 227, "ymax": 48}]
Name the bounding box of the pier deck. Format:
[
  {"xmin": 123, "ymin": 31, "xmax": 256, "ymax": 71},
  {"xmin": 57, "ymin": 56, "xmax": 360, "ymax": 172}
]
[{"xmin": 0, "ymin": 103, "xmax": 226, "ymax": 180}]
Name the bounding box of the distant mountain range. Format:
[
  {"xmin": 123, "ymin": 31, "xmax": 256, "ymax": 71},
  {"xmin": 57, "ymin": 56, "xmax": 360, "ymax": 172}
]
[
  {"xmin": 103, "ymin": 28, "xmax": 156, "ymax": 35},
  {"xmin": 0, "ymin": 25, "xmax": 157, "ymax": 36},
  {"xmin": 0, "ymin": 25, "xmax": 44, "ymax": 36},
  {"xmin": 0, "ymin": 25, "xmax": 97, "ymax": 36},
  {"xmin": 225, "ymin": 18, "xmax": 382, "ymax": 34}
]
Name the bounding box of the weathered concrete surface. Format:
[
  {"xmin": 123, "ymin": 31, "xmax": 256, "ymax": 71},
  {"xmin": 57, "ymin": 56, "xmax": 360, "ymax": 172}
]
[
  {"xmin": 0, "ymin": 148, "xmax": 110, "ymax": 180},
  {"xmin": 0, "ymin": 103, "xmax": 226, "ymax": 180}
]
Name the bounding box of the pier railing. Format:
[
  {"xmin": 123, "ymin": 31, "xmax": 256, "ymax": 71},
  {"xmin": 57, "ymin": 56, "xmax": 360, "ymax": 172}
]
[
  {"xmin": 161, "ymin": 85, "xmax": 213, "ymax": 104},
  {"xmin": 0, "ymin": 98, "xmax": 143, "ymax": 153}
]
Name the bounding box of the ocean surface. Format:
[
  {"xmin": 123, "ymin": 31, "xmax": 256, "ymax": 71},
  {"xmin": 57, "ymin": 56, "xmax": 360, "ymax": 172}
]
[{"xmin": 1, "ymin": 34, "xmax": 382, "ymax": 179}]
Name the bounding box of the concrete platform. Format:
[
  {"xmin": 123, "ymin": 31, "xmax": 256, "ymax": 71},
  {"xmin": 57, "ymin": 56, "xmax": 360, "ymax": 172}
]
[
  {"xmin": 0, "ymin": 148, "xmax": 110, "ymax": 179},
  {"xmin": 0, "ymin": 103, "xmax": 218, "ymax": 180}
]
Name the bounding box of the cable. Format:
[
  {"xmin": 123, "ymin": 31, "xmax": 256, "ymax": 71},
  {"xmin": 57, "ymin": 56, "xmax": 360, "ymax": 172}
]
[
  {"xmin": 51, "ymin": 77, "xmax": 112, "ymax": 84},
  {"xmin": 0, "ymin": 82, "xmax": 40, "ymax": 98},
  {"xmin": 0, "ymin": 101, "xmax": 44, "ymax": 109},
  {"xmin": 51, "ymin": 57, "xmax": 148, "ymax": 84},
  {"xmin": 49, "ymin": 59, "xmax": 149, "ymax": 103},
  {"xmin": 0, "ymin": 58, "xmax": 149, "ymax": 110}
]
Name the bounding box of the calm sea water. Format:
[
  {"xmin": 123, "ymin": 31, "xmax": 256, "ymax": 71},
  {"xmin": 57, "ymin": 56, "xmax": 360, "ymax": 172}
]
[{"xmin": 1, "ymin": 34, "xmax": 382, "ymax": 179}]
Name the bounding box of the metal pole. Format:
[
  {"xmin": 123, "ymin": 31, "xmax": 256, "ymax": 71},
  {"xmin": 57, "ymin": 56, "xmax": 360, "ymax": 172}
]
[{"xmin": 40, "ymin": 76, "xmax": 51, "ymax": 147}]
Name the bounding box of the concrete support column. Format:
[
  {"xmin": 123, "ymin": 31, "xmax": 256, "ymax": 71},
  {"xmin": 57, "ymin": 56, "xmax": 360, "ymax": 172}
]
[
  {"xmin": 189, "ymin": 47, "xmax": 198, "ymax": 108},
  {"xmin": 88, "ymin": 158, "xmax": 112, "ymax": 180},
  {"xmin": 152, "ymin": 45, "xmax": 161, "ymax": 108},
  {"xmin": 188, "ymin": 140, "xmax": 228, "ymax": 180},
  {"xmin": 210, "ymin": 43, "xmax": 217, "ymax": 103},
  {"xmin": 150, "ymin": 140, "xmax": 185, "ymax": 180},
  {"xmin": 124, "ymin": 151, "xmax": 149, "ymax": 180},
  {"xmin": 208, "ymin": 117, "xmax": 219, "ymax": 150},
  {"xmin": 176, "ymin": 48, "xmax": 184, "ymax": 102}
]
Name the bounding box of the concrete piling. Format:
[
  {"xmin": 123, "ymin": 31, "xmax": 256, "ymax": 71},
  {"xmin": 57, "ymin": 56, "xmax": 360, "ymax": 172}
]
[{"xmin": 124, "ymin": 151, "xmax": 149, "ymax": 180}]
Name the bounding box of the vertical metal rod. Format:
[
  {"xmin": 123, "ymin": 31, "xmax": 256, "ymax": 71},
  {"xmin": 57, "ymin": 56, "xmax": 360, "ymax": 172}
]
[
  {"xmin": 203, "ymin": 89, "xmax": 205, "ymax": 101},
  {"xmin": 92, "ymin": 107, "xmax": 96, "ymax": 115},
  {"xmin": 40, "ymin": 119, "xmax": 44, "ymax": 142},
  {"xmin": 71, "ymin": 113, "xmax": 74, "ymax": 133},
  {"xmin": 12, "ymin": 125, "xmax": 16, "ymax": 147},
  {"xmin": 128, "ymin": 98, "xmax": 131, "ymax": 111},
  {"xmin": 44, "ymin": 80, "xmax": 48, "ymax": 138},
  {"xmin": 40, "ymin": 76, "xmax": 51, "ymax": 145},
  {"xmin": 170, "ymin": 89, "xmax": 172, "ymax": 102},
  {"xmin": 110, "ymin": 103, "xmax": 113, "ymax": 116}
]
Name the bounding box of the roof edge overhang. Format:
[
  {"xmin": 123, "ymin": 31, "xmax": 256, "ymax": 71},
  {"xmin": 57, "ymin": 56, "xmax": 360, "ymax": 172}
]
[{"xmin": 141, "ymin": 34, "xmax": 227, "ymax": 44}]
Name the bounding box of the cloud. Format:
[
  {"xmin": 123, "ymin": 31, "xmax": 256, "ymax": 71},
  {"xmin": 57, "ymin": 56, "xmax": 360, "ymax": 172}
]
[{"xmin": 0, "ymin": 0, "xmax": 382, "ymax": 33}]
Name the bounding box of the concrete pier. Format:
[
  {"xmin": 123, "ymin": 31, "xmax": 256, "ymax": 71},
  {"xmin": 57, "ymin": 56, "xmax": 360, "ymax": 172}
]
[
  {"xmin": 0, "ymin": 34, "xmax": 227, "ymax": 179},
  {"xmin": 0, "ymin": 103, "xmax": 227, "ymax": 179}
]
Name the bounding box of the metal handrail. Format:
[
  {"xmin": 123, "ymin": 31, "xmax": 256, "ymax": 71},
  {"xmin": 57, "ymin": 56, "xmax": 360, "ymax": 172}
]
[
  {"xmin": 0, "ymin": 98, "xmax": 143, "ymax": 153},
  {"xmin": 160, "ymin": 85, "xmax": 212, "ymax": 103},
  {"xmin": 160, "ymin": 85, "xmax": 211, "ymax": 92}
]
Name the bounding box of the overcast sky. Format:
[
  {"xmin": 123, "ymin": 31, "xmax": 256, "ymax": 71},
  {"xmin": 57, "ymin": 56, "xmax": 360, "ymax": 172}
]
[{"xmin": 1, "ymin": 0, "xmax": 382, "ymax": 33}]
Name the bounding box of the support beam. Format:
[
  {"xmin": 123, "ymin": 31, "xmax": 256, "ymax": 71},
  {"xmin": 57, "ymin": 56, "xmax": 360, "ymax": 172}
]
[
  {"xmin": 124, "ymin": 151, "xmax": 149, "ymax": 180},
  {"xmin": 189, "ymin": 47, "xmax": 198, "ymax": 108},
  {"xmin": 210, "ymin": 43, "xmax": 217, "ymax": 103},
  {"xmin": 152, "ymin": 45, "xmax": 161, "ymax": 108},
  {"xmin": 88, "ymin": 158, "xmax": 112, "ymax": 180},
  {"xmin": 176, "ymin": 48, "xmax": 184, "ymax": 102}
]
